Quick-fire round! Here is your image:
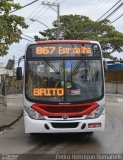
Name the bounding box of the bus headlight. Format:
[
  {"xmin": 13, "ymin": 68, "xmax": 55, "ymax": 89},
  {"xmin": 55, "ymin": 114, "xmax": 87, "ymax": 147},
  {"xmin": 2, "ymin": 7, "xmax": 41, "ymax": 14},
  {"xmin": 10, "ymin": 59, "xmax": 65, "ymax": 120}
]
[
  {"xmin": 24, "ymin": 106, "xmax": 45, "ymax": 120},
  {"xmin": 86, "ymin": 105, "xmax": 105, "ymax": 119}
]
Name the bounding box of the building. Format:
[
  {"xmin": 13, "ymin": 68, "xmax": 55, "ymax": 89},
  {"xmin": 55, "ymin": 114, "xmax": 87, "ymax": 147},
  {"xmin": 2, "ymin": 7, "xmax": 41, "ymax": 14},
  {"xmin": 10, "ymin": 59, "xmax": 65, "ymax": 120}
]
[{"xmin": 0, "ymin": 63, "xmax": 13, "ymax": 83}]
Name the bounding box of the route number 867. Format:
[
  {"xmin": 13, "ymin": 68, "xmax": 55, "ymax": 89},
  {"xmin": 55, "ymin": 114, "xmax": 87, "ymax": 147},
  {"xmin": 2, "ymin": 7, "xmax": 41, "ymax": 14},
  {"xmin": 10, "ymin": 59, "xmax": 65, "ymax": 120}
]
[{"xmin": 36, "ymin": 47, "xmax": 56, "ymax": 55}]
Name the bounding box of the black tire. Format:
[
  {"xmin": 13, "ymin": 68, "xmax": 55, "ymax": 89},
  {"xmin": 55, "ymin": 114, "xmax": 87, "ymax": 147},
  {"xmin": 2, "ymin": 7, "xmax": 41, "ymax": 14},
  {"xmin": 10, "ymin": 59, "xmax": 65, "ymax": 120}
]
[
  {"xmin": 30, "ymin": 133, "xmax": 37, "ymax": 136},
  {"xmin": 85, "ymin": 132, "xmax": 93, "ymax": 135}
]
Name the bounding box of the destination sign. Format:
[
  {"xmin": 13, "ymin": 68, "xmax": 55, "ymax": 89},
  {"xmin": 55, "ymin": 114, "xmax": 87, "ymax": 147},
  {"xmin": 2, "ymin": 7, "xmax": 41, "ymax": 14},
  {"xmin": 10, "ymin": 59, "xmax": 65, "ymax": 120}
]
[
  {"xmin": 27, "ymin": 43, "xmax": 101, "ymax": 58},
  {"xmin": 35, "ymin": 46, "xmax": 91, "ymax": 55},
  {"xmin": 33, "ymin": 88, "xmax": 64, "ymax": 97}
]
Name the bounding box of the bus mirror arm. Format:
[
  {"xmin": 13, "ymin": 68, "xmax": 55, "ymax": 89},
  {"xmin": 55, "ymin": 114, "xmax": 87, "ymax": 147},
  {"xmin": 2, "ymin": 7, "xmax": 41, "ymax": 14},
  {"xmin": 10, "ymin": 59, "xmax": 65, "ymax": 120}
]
[{"xmin": 18, "ymin": 55, "xmax": 25, "ymax": 67}]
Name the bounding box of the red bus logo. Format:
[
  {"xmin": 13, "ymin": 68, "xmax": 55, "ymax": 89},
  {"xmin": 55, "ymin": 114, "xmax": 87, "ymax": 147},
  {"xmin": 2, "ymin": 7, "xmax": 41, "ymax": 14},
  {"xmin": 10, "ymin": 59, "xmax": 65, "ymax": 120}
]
[{"xmin": 63, "ymin": 114, "xmax": 69, "ymax": 119}]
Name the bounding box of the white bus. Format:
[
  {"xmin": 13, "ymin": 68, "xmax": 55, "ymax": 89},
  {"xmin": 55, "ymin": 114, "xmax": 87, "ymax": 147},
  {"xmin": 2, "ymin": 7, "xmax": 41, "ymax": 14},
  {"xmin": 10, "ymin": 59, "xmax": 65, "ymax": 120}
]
[{"xmin": 17, "ymin": 40, "xmax": 105, "ymax": 134}]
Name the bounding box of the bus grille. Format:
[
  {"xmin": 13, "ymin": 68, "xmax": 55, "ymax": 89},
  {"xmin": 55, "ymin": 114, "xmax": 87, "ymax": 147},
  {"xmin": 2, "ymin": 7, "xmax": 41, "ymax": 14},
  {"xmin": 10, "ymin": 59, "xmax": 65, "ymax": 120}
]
[{"xmin": 51, "ymin": 122, "xmax": 79, "ymax": 128}]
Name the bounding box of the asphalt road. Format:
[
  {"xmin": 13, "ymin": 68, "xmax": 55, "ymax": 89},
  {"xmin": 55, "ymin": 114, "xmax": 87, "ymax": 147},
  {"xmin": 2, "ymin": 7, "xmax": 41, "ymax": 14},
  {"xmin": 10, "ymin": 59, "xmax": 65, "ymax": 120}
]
[{"xmin": 0, "ymin": 101, "xmax": 123, "ymax": 160}]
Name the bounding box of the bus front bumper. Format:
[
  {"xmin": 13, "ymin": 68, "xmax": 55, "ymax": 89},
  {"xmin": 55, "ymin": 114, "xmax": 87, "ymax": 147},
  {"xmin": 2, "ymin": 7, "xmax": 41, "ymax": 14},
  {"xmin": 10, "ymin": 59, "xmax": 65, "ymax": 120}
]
[{"xmin": 24, "ymin": 115, "xmax": 105, "ymax": 133}]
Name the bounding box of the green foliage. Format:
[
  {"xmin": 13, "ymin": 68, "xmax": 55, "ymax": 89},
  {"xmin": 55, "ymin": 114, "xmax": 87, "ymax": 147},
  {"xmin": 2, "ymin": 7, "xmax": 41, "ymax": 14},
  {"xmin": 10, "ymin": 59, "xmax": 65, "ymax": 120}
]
[
  {"xmin": 0, "ymin": 0, "xmax": 28, "ymax": 56},
  {"xmin": 37, "ymin": 14, "xmax": 123, "ymax": 57}
]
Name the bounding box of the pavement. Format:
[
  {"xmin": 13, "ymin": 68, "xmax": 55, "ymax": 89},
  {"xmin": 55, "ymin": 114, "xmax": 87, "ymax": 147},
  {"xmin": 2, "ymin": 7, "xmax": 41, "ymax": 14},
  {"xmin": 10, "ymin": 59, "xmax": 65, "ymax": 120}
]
[
  {"xmin": 106, "ymin": 94, "xmax": 123, "ymax": 103},
  {"xmin": 0, "ymin": 93, "xmax": 123, "ymax": 132},
  {"xmin": 0, "ymin": 94, "xmax": 23, "ymax": 131}
]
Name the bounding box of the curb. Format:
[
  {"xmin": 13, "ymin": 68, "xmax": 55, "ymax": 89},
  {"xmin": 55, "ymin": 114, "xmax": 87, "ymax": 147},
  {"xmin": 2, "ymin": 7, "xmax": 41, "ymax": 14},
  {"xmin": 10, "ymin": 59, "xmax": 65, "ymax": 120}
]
[{"xmin": 0, "ymin": 110, "xmax": 23, "ymax": 132}]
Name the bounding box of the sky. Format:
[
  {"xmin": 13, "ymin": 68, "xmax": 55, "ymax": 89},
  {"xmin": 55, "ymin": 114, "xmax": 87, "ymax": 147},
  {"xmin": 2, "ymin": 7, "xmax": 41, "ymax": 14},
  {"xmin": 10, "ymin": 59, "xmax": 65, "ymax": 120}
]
[{"xmin": 0, "ymin": 0, "xmax": 123, "ymax": 66}]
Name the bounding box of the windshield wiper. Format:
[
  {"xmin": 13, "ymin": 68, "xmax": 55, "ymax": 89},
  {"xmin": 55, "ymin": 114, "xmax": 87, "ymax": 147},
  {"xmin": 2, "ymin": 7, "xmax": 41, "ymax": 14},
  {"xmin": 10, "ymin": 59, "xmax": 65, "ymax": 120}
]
[
  {"xmin": 72, "ymin": 60, "xmax": 82, "ymax": 75},
  {"xmin": 72, "ymin": 60, "xmax": 87, "ymax": 75},
  {"xmin": 45, "ymin": 60, "xmax": 60, "ymax": 74}
]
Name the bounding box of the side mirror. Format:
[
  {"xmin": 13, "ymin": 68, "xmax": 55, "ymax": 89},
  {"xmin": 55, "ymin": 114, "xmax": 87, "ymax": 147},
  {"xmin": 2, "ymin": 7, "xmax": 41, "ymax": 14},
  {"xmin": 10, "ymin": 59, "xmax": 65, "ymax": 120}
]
[
  {"xmin": 103, "ymin": 61, "xmax": 108, "ymax": 72},
  {"xmin": 16, "ymin": 67, "xmax": 22, "ymax": 80}
]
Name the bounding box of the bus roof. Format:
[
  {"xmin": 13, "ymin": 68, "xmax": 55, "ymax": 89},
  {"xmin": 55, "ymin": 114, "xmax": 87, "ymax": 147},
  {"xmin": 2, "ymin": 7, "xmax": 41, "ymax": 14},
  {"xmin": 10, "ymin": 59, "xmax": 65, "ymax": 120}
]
[{"xmin": 34, "ymin": 40, "xmax": 100, "ymax": 45}]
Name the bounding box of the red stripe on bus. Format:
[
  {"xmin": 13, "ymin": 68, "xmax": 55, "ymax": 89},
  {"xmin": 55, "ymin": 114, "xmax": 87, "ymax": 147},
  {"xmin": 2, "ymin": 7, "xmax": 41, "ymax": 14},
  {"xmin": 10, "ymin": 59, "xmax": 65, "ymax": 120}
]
[
  {"xmin": 36, "ymin": 40, "xmax": 90, "ymax": 44},
  {"xmin": 31, "ymin": 103, "xmax": 99, "ymax": 116}
]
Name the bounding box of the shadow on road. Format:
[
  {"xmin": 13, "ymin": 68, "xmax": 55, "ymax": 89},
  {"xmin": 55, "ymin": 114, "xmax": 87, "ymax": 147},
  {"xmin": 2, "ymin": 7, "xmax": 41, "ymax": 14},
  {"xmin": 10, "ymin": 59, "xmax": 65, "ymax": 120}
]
[{"xmin": 30, "ymin": 132, "xmax": 96, "ymax": 143}]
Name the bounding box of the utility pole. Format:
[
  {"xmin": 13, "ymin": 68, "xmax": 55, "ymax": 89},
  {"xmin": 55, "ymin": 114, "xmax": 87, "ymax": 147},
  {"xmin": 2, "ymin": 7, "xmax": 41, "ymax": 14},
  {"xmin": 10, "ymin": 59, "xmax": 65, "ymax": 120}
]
[
  {"xmin": 57, "ymin": 3, "xmax": 60, "ymax": 40},
  {"xmin": 12, "ymin": 55, "xmax": 15, "ymax": 94},
  {"xmin": 42, "ymin": 1, "xmax": 60, "ymax": 40}
]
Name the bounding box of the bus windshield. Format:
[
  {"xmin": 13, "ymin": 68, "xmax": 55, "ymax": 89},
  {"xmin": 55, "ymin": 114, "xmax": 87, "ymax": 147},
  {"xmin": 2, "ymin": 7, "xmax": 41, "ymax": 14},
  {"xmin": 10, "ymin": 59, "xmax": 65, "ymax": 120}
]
[
  {"xmin": 26, "ymin": 59, "xmax": 103, "ymax": 103},
  {"xmin": 25, "ymin": 42, "xmax": 103, "ymax": 103}
]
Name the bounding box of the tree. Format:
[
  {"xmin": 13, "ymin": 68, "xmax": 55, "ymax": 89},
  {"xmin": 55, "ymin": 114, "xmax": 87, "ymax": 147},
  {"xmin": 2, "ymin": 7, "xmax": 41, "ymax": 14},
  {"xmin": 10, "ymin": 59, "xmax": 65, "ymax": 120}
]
[
  {"xmin": 37, "ymin": 15, "xmax": 123, "ymax": 56},
  {"xmin": 0, "ymin": 0, "xmax": 28, "ymax": 56}
]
